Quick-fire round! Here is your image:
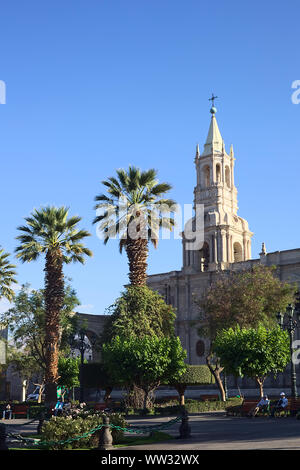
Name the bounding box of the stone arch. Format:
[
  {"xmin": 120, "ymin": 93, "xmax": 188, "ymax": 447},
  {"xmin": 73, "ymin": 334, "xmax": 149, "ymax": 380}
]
[
  {"xmin": 202, "ymin": 165, "xmax": 211, "ymax": 188},
  {"xmin": 233, "ymin": 241, "xmax": 243, "ymax": 262},
  {"xmin": 225, "ymin": 166, "xmax": 231, "ymax": 188},
  {"xmin": 216, "ymin": 163, "xmax": 221, "ymax": 183},
  {"xmin": 199, "ymin": 241, "xmax": 210, "ymax": 271}
]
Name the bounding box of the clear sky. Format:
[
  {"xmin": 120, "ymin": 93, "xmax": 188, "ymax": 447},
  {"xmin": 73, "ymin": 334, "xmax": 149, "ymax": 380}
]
[{"xmin": 0, "ymin": 0, "xmax": 299, "ymax": 316}]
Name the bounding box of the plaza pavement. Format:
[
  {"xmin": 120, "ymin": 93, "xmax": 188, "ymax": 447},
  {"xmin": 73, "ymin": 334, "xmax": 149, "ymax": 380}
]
[{"xmin": 3, "ymin": 411, "xmax": 300, "ymax": 450}]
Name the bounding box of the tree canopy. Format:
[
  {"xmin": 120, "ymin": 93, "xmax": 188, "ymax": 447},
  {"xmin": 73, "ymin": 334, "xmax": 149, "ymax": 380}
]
[
  {"xmin": 213, "ymin": 324, "xmax": 290, "ymax": 396},
  {"xmin": 101, "ymin": 285, "xmax": 176, "ymax": 343}
]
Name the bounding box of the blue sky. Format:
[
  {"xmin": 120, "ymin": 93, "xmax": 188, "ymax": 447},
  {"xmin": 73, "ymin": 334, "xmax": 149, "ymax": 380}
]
[{"xmin": 0, "ymin": 0, "xmax": 299, "ymax": 315}]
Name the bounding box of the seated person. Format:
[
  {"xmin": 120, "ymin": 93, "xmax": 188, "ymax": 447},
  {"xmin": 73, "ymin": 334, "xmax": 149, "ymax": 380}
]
[
  {"xmin": 53, "ymin": 400, "xmax": 64, "ymax": 416},
  {"xmin": 248, "ymin": 395, "xmax": 270, "ymax": 417},
  {"xmin": 2, "ymin": 402, "xmax": 12, "ymax": 420},
  {"xmin": 270, "ymin": 392, "xmax": 288, "ymax": 417}
]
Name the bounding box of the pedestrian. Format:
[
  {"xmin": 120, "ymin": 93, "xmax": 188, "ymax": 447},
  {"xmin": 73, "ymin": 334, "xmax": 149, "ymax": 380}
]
[
  {"xmin": 270, "ymin": 392, "xmax": 288, "ymax": 417},
  {"xmin": 2, "ymin": 402, "xmax": 12, "ymax": 420}
]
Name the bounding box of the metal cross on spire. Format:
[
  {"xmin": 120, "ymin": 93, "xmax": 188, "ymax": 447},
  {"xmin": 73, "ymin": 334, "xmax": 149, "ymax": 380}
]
[{"xmin": 208, "ymin": 93, "xmax": 218, "ymax": 107}]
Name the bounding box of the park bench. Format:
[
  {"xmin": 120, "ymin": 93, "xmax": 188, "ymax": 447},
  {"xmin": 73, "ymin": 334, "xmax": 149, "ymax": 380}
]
[
  {"xmin": 94, "ymin": 403, "xmax": 108, "ymax": 412},
  {"xmin": 200, "ymin": 394, "xmax": 220, "ymax": 402},
  {"xmin": 12, "ymin": 404, "xmax": 30, "ymax": 419},
  {"xmin": 226, "ymin": 399, "xmax": 269, "ymax": 417},
  {"xmin": 272, "ymin": 398, "xmax": 300, "ymax": 417}
]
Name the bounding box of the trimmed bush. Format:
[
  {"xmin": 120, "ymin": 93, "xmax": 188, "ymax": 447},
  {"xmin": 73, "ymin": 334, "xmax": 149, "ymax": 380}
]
[{"xmin": 169, "ymin": 365, "xmax": 216, "ymax": 405}]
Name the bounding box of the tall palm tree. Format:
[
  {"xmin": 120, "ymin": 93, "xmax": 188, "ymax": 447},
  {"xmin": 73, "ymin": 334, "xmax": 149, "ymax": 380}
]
[
  {"xmin": 93, "ymin": 166, "xmax": 176, "ymax": 285},
  {"xmin": 15, "ymin": 206, "xmax": 92, "ymax": 404},
  {"xmin": 0, "ymin": 247, "xmax": 17, "ymax": 302}
]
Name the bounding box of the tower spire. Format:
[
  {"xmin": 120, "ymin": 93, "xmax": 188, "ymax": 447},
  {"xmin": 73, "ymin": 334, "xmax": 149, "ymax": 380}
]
[{"xmin": 201, "ymin": 101, "xmax": 223, "ymax": 156}]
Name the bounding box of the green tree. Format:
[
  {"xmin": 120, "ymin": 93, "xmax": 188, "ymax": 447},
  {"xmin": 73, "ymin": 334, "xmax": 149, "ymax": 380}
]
[
  {"xmin": 101, "ymin": 285, "xmax": 176, "ymax": 343},
  {"xmin": 93, "ymin": 166, "xmax": 176, "ymax": 285},
  {"xmin": 1, "ymin": 283, "xmax": 80, "ymax": 373},
  {"xmin": 102, "ymin": 335, "xmax": 187, "ymax": 411},
  {"xmin": 15, "ymin": 207, "xmax": 92, "ymax": 404},
  {"xmin": 0, "ymin": 247, "xmax": 17, "ymax": 302},
  {"xmin": 196, "ymin": 265, "xmax": 296, "ymax": 401},
  {"xmin": 58, "ymin": 356, "xmax": 80, "ymax": 391},
  {"xmin": 213, "ymin": 325, "xmax": 290, "ymax": 397}
]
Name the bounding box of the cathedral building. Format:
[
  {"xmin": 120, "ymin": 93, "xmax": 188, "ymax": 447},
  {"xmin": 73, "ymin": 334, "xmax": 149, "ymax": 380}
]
[
  {"xmin": 146, "ymin": 105, "xmax": 300, "ymax": 381},
  {"xmin": 72, "ymin": 103, "xmax": 300, "ymax": 393}
]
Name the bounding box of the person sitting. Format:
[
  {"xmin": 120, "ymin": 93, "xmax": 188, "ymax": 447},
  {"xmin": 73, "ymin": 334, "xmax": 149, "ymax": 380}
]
[
  {"xmin": 53, "ymin": 400, "xmax": 64, "ymax": 416},
  {"xmin": 248, "ymin": 396, "xmax": 270, "ymax": 417},
  {"xmin": 2, "ymin": 402, "xmax": 12, "ymax": 420},
  {"xmin": 270, "ymin": 392, "xmax": 288, "ymax": 417}
]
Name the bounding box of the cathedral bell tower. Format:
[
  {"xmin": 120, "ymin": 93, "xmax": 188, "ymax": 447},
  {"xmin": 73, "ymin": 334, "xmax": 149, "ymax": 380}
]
[{"xmin": 183, "ymin": 98, "xmax": 253, "ymax": 272}]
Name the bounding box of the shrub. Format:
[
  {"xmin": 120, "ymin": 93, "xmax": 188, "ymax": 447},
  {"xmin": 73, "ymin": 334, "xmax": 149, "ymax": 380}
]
[
  {"xmin": 168, "ymin": 365, "xmax": 216, "ymax": 405},
  {"xmin": 40, "ymin": 412, "xmax": 127, "ymax": 449}
]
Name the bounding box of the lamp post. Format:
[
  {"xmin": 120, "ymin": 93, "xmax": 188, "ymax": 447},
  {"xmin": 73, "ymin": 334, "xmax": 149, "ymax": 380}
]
[
  {"xmin": 69, "ymin": 328, "xmax": 90, "ymax": 403},
  {"xmin": 277, "ymin": 304, "xmax": 299, "ymax": 398}
]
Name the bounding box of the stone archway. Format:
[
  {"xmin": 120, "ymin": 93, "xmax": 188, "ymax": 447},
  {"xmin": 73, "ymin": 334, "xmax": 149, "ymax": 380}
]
[{"xmin": 75, "ymin": 313, "xmax": 109, "ymax": 362}]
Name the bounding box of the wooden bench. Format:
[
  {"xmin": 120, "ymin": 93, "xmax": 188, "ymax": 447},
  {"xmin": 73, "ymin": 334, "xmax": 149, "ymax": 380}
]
[
  {"xmin": 200, "ymin": 394, "xmax": 220, "ymax": 402},
  {"xmin": 94, "ymin": 403, "xmax": 108, "ymax": 412},
  {"xmin": 272, "ymin": 398, "xmax": 300, "ymax": 417},
  {"xmin": 226, "ymin": 399, "xmax": 269, "ymax": 417},
  {"xmin": 12, "ymin": 404, "xmax": 29, "ymax": 419}
]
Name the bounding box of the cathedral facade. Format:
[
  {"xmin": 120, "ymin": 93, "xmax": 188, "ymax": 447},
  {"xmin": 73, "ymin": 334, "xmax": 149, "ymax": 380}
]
[
  {"xmin": 146, "ymin": 106, "xmax": 300, "ymax": 378},
  {"xmin": 73, "ymin": 105, "xmax": 300, "ymax": 393}
]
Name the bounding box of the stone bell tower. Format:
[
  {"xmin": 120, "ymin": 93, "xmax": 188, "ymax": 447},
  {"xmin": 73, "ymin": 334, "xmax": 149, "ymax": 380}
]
[{"xmin": 183, "ymin": 99, "xmax": 253, "ymax": 272}]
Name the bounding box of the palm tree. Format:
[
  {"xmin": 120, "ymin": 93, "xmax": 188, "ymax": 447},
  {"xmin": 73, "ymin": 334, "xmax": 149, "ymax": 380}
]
[
  {"xmin": 93, "ymin": 166, "xmax": 176, "ymax": 285},
  {"xmin": 0, "ymin": 247, "xmax": 17, "ymax": 302},
  {"xmin": 15, "ymin": 206, "xmax": 92, "ymax": 404}
]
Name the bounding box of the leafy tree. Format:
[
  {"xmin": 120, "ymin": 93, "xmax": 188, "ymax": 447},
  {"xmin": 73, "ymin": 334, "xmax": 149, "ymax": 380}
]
[
  {"xmin": 196, "ymin": 265, "xmax": 297, "ymax": 401},
  {"xmin": 213, "ymin": 325, "xmax": 290, "ymax": 397},
  {"xmin": 1, "ymin": 283, "xmax": 80, "ymax": 376},
  {"xmin": 102, "ymin": 335, "xmax": 187, "ymax": 411},
  {"xmin": 0, "ymin": 247, "xmax": 17, "ymax": 302},
  {"xmin": 101, "ymin": 285, "xmax": 176, "ymax": 343},
  {"xmin": 15, "ymin": 206, "xmax": 92, "ymax": 406},
  {"xmin": 93, "ymin": 166, "xmax": 176, "ymax": 285},
  {"xmin": 58, "ymin": 356, "xmax": 80, "ymax": 392}
]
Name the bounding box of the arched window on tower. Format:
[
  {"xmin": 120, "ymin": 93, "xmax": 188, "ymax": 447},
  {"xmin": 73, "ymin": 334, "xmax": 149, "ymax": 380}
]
[
  {"xmin": 233, "ymin": 242, "xmax": 243, "ymax": 262},
  {"xmin": 202, "ymin": 165, "xmax": 211, "ymax": 188},
  {"xmin": 199, "ymin": 241, "xmax": 210, "ymax": 271},
  {"xmin": 216, "ymin": 163, "xmax": 221, "ymax": 183},
  {"xmin": 225, "ymin": 166, "xmax": 231, "ymax": 188}
]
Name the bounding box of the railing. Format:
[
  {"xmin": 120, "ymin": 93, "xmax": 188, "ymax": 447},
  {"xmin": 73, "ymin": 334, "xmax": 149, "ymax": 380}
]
[{"xmin": 0, "ymin": 409, "xmax": 191, "ymax": 450}]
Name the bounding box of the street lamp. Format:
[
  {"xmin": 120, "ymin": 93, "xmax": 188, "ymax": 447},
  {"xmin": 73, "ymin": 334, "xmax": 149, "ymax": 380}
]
[
  {"xmin": 277, "ymin": 304, "xmax": 300, "ymax": 398},
  {"xmin": 69, "ymin": 328, "xmax": 91, "ymax": 403}
]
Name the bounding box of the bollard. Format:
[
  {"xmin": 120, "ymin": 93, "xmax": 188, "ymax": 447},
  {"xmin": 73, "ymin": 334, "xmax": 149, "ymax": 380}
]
[
  {"xmin": 178, "ymin": 407, "xmax": 191, "ymax": 439},
  {"xmin": 0, "ymin": 423, "xmax": 8, "ymax": 450},
  {"xmin": 98, "ymin": 415, "xmax": 113, "ymax": 450}
]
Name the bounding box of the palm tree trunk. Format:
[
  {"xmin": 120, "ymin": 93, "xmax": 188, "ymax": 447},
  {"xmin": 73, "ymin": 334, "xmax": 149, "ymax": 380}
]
[
  {"xmin": 126, "ymin": 238, "xmax": 149, "ymax": 285},
  {"xmin": 44, "ymin": 248, "xmax": 64, "ymax": 406}
]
